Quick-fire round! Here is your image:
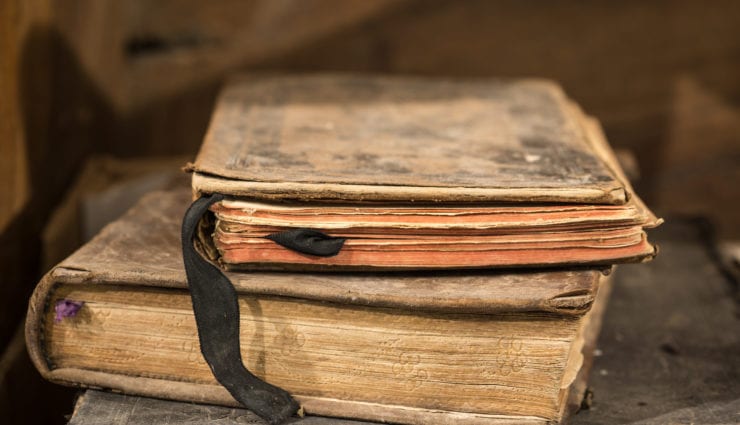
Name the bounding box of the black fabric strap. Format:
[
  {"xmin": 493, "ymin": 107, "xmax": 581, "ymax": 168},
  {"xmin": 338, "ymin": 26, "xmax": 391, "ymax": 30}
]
[
  {"xmin": 182, "ymin": 194, "xmax": 299, "ymax": 425},
  {"xmin": 266, "ymin": 228, "xmax": 345, "ymax": 257}
]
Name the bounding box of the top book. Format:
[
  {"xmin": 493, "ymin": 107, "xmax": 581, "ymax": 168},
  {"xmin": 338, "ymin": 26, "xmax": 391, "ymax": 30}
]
[
  {"xmin": 191, "ymin": 74, "xmax": 631, "ymax": 204},
  {"xmin": 188, "ymin": 75, "xmax": 660, "ymax": 270}
]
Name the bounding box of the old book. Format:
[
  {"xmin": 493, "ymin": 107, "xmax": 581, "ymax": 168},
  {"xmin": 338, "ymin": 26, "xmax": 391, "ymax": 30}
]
[
  {"xmin": 188, "ymin": 75, "xmax": 660, "ymax": 270},
  {"xmin": 27, "ymin": 189, "xmax": 611, "ymax": 425}
]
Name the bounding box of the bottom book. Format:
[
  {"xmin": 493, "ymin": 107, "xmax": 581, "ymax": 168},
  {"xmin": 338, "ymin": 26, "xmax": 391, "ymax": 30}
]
[{"xmin": 27, "ymin": 189, "xmax": 611, "ymax": 425}]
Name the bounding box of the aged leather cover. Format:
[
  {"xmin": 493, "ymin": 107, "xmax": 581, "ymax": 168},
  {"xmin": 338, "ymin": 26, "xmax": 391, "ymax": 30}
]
[
  {"xmin": 26, "ymin": 189, "xmax": 606, "ymax": 424},
  {"xmin": 190, "ymin": 74, "xmax": 629, "ymax": 204}
]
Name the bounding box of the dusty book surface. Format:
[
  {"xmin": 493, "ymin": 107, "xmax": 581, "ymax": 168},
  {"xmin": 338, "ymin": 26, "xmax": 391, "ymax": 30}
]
[
  {"xmin": 191, "ymin": 75, "xmax": 629, "ymax": 204},
  {"xmin": 27, "ymin": 189, "xmax": 608, "ymax": 424}
]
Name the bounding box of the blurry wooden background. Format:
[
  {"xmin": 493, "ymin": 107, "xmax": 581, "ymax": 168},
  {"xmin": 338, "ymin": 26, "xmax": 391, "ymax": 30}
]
[{"xmin": 2, "ymin": 1, "xmax": 739, "ymax": 423}]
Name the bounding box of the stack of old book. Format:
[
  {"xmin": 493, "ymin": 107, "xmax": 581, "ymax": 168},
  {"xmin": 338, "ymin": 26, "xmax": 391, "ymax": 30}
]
[{"xmin": 26, "ymin": 75, "xmax": 660, "ymax": 425}]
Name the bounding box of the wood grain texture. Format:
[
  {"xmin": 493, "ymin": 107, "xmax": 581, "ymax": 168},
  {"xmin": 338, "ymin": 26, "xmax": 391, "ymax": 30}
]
[
  {"xmin": 192, "ymin": 75, "xmax": 626, "ymax": 204},
  {"xmin": 67, "ymin": 390, "xmax": 370, "ymax": 425}
]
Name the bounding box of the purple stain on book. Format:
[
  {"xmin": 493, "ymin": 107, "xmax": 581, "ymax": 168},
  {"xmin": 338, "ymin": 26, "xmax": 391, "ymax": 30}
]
[{"xmin": 55, "ymin": 299, "xmax": 84, "ymax": 323}]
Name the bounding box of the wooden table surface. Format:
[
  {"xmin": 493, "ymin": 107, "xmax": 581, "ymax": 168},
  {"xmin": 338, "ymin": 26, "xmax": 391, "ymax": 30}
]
[{"xmin": 67, "ymin": 220, "xmax": 740, "ymax": 425}]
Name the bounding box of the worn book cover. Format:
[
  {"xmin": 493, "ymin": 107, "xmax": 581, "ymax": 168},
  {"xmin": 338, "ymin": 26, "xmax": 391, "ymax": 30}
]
[
  {"xmin": 188, "ymin": 75, "xmax": 660, "ymax": 270},
  {"xmin": 191, "ymin": 75, "xmax": 627, "ymax": 204},
  {"xmin": 27, "ymin": 189, "xmax": 611, "ymax": 425}
]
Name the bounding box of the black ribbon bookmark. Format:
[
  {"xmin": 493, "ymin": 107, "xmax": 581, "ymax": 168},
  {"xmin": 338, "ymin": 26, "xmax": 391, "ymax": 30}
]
[
  {"xmin": 182, "ymin": 194, "xmax": 300, "ymax": 425},
  {"xmin": 266, "ymin": 228, "xmax": 346, "ymax": 257}
]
